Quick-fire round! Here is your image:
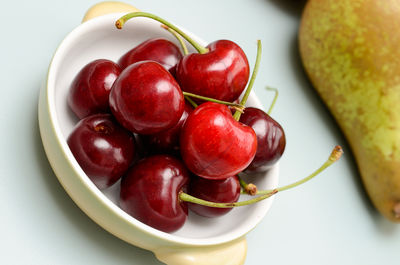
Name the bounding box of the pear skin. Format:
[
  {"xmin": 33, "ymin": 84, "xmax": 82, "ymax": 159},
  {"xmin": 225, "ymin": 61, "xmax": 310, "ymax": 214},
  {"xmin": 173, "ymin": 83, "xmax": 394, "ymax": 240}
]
[{"xmin": 299, "ymin": 0, "xmax": 400, "ymax": 222}]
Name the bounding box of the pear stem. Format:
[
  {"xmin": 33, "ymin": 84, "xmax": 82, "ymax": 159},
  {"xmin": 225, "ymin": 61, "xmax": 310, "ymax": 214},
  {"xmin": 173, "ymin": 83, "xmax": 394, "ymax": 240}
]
[
  {"xmin": 266, "ymin": 86, "xmax": 279, "ymax": 115},
  {"xmin": 161, "ymin": 25, "xmax": 189, "ymax": 55},
  {"xmin": 241, "ymin": 145, "xmax": 343, "ymax": 196},
  {"xmin": 233, "ymin": 40, "xmax": 262, "ymax": 121},
  {"xmin": 183, "ymin": 91, "xmax": 244, "ymax": 109},
  {"xmin": 116, "ymin": 12, "xmax": 208, "ymax": 54}
]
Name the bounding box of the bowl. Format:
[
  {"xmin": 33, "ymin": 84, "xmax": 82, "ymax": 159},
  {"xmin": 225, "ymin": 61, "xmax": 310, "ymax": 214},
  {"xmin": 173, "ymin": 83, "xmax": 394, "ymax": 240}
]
[{"xmin": 38, "ymin": 10, "xmax": 279, "ymax": 265}]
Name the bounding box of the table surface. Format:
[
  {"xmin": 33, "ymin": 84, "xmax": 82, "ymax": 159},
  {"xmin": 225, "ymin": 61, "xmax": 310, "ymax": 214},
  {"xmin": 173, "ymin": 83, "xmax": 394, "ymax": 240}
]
[{"xmin": 1, "ymin": 0, "xmax": 399, "ymax": 264}]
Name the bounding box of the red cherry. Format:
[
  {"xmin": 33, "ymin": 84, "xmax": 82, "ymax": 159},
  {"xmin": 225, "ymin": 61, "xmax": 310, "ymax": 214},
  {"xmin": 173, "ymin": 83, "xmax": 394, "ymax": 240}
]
[
  {"xmin": 239, "ymin": 107, "xmax": 286, "ymax": 172},
  {"xmin": 180, "ymin": 102, "xmax": 257, "ymax": 179},
  {"xmin": 176, "ymin": 40, "xmax": 250, "ymax": 102},
  {"xmin": 188, "ymin": 175, "xmax": 240, "ymax": 218},
  {"xmin": 109, "ymin": 61, "xmax": 185, "ymax": 135},
  {"xmin": 120, "ymin": 155, "xmax": 190, "ymax": 233},
  {"xmin": 139, "ymin": 101, "xmax": 193, "ymax": 155},
  {"xmin": 68, "ymin": 59, "xmax": 121, "ymax": 119},
  {"xmin": 67, "ymin": 114, "xmax": 135, "ymax": 189},
  {"xmin": 118, "ymin": 38, "xmax": 182, "ymax": 75}
]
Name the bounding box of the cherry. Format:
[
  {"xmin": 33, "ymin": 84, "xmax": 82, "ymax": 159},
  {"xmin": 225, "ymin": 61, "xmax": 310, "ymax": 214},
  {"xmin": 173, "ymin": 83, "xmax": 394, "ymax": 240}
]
[
  {"xmin": 115, "ymin": 12, "xmax": 250, "ymax": 102},
  {"xmin": 120, "ymin": 155, "xmax": 189, "ymax": 233},
  {"xmin": 139, "ymin": 101, "xmax": 193, "ymax": 155},
  {"xmin": 178, "ymin": 40, "xmax": 262, "ymax": 180},
  {"xmin": 180, "ymin": 102, "xmax": 257, "ymax": 179},
  {"xmin": 240, "ymin": 107, "xmax": 286, "ymax": 172},
  {"xmin": 118, "ymin": 38, "xmax": 182, "ymax": 76},
  {"xmin": 176, "ymin": 40, "xmax": 250, "ymax": 102},
  {"xmin": 188, "ymin": 175, "xmax": 240, "ymax": 218},
  {"xmin": 109, "ymin": 61, "xmax": 185, "ymax": 135},
  {"xmin": 67, "ymin": 113, "xmax": 135, "ymax": 189},
  {"xmin": 68, "ymin": 59, "xmax": 121, "ymax": 119}
]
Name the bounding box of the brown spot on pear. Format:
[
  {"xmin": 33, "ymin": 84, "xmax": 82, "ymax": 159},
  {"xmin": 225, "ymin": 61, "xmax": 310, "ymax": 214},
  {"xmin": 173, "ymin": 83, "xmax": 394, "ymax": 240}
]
[{"xmin": 299, "ymin": 0, "xmax": 400, "ymax": 222}]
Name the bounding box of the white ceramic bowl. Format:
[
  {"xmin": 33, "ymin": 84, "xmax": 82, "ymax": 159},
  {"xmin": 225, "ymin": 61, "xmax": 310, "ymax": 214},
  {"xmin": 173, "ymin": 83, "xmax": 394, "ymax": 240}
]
[{"xmin": 38, "ymin": 12, "xmax": 278, "ymax": 264}]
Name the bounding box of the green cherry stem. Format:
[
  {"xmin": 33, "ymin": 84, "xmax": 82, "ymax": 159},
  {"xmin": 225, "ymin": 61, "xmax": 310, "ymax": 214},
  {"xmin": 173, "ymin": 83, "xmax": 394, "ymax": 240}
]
[
  {"xmin": 161, "ymin": 25, "xmax": 189, "ymax": 55},
  {"xmin": 179, "ymin": 189, "xmax": 278, "ymax": 209},
  {"xmin": 182, "ymin": 91, "xmax": 244, "ymax": 109},
  {"xmin": 233, "ymin": 40, "xmax": 262, "ymax": 121},
  {"xmin": 266, "ymin": 86, "xmax": 279, "ymax": 115},
  {"xmin": 184, "ymin": 95, "xmax": 198, "ymax": 108},
  {"xmin": 116, "ymin": 12, "xmax": 208, "ymax": 54},
  {"xmin": 241, "ymin": 145, "xmax": 343, "ymax": 196}
]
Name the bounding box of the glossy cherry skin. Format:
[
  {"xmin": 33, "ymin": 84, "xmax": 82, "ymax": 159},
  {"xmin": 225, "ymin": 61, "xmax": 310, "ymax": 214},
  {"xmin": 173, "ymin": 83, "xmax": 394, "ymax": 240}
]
[
  {"xmin": 109, "ymin": 61, "xmax": 185, "ymax": 135},
  {"xmin": 180, "ymin": 102, "xmax": 257, "ymax": 179},
  {"xmin": 188, "ymin": 175, "xmax": 240, "ymax": 218},
  {"xmin": 240, "ymin": 107, "xmax": 286, "ymax": 172},
  {"xmin": 118, "ymin": 38, "xmax": 182, "ymax": 75},
  {"xmin": 120, "ymin": 155, "xmax": 190, "ymax": 233},
  {"xmin": 68, "ymin": 59, "xmax": 121, "ymax": 119},
  {"xmin": 176, "ymin": 40, "xmax": 250, "ymax": 102},
  {"xmin": 139, "ymin": 101, "xmax": 193, "ymax": 155},
  {"xmin": 67, "ymin": 114, "xmax": 135, "ymax": 189}
]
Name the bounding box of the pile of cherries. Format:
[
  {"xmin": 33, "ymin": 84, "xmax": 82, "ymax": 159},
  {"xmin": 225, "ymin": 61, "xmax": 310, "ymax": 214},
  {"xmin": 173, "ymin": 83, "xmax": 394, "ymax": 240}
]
[{"xmin": 66, "ymin": 12, "xmax": 339, "ymax": 233}]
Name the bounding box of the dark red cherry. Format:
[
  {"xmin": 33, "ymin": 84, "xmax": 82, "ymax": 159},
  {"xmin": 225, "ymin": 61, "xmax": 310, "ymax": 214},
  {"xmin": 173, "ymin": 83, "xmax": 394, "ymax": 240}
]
[
  {"xmin": 188, "ymin": 175, "xmax": 240, "ymax": 218},
  {"xmin": 118, "ymin": 38, "xmax": 182, "ymax": 75},
  {"xmin": 139, "ymin": 101, "xmax": 193, "ymax": 155},
  {"xmin": 109, "ymin": 61, "xmax": 185, "ymax": 135},
  {"xmin": 239, "ymin": 107, "xmax": 286, "ymax": 172},
  {"xmin": 176, "ymin": 40, "xmax": 250, "ymax": 102},
  {"xmin": 120, "ymin": 155, "xmax": 190, "ymax": 233},
  {"xmin": 180, "ymin": 102, "xmax": 257, "ymax": 179},
  {"xmin": 68, "ymin": 59, "xmax": 121, "ymax": 119},
  {"xmin": 67, "ymin": 113, "xmax": 135, "ymax": 189}
]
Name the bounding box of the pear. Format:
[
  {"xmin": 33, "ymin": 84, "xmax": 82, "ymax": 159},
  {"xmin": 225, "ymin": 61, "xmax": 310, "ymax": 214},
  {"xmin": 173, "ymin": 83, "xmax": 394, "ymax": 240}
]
[{"xmin": 299, "ymin": 0, "xmax": 400, "ymax": 222}]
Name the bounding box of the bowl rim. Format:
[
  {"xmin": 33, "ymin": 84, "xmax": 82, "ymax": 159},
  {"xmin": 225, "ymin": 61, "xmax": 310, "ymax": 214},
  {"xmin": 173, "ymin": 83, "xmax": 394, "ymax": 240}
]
[{"xmin": 43, "ymin": 12, "xmax": 279, "ymax": 247}]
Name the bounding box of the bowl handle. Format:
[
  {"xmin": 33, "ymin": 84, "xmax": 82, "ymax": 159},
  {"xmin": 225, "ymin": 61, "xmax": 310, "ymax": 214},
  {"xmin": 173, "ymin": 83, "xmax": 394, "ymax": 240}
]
[
  {"xmin": 154, "ymin": 237, "xmax": 247, "ymax": 265},
  {"xmin": 81, "ymin": 2, "xmax": 248, "ymax": 265},
  {"xmin": 82, "ymin": 1, "xmax": 139, "ymax": 22}
]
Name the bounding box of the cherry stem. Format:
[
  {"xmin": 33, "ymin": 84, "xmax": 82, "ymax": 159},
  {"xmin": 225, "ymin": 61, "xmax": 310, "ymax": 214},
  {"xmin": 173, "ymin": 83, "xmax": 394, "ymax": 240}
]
[
  {"xmin": 241, "ymin": 145, "xmax": 344, "ymax": 196},
  {"xmin": 239, "ymin": 177, "xmax": 257, "ymax": 196},
  {"xmin": 161, "ymin": 25, "xmax": 189, "ymax": 55},
  {"xmin": 183, "ymin": 91, "xmax": 244, "ymax": 109},
  {"xmin": 266, "ymin": 86, "xmax": 278, "ymax": 115},
  {"xmin": 179, "ymin": 189, "xmax": 278, "ymax": 209},
  {"xmin": 184, "ymin": 96, "xmax": 198, "ymax": 108},
  {"xmin": 233, "ymin": 40, "xmax": 262, "ymax": 121},
  {"xmin": 116, "ymin": 12, "xmax": 208, "ymax": 54},
  {"xmin": 180, "ymin": 146, "xmax": 342, "ymax": 208}
]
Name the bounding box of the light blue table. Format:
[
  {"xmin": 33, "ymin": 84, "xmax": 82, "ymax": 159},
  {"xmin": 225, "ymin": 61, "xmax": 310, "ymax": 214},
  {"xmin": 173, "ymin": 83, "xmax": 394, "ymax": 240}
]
[{"xmin": 1, "ymin": 0, "xmax": 399, "ymax": 264}]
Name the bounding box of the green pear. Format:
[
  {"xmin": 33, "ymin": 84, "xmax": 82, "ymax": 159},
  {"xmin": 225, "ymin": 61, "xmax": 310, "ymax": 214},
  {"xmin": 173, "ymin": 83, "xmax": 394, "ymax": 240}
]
[{"xmin": 299, "ymin": 0, "xmax": 400, "ymax": 222}]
